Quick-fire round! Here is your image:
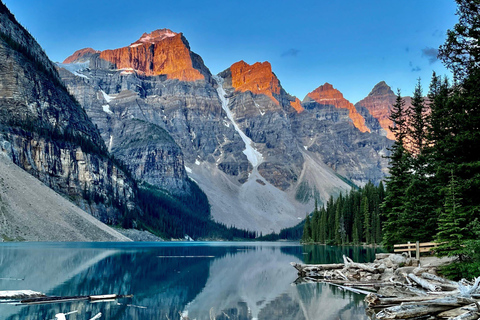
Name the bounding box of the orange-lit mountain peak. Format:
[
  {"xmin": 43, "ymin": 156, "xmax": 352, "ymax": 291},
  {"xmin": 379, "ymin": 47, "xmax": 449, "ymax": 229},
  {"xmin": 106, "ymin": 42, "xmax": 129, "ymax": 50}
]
[
  {"xmin": 63, "ymin": 48, "xmax": 99, "ymax": 64},
  {"xmin": 95, "ymin": 30, "xmax": 203, "ymax": 81},
  {"xmin": 129, "ymin": 29, "xmax": 178, "ymax": 47},
  {"xmin": 290, "ymin": 98, "xmax": 304, "ymax": 113},
  {"xmin": 230, "ymin": 60, "xmax": 281, "ymax": 105},
  {"xmin": 356, "ymin": 81, "xmax": 396, "ymax": 140},
  {"xmin": 307, "ymin": 83, "xmax": 370, "ymax": 133}
]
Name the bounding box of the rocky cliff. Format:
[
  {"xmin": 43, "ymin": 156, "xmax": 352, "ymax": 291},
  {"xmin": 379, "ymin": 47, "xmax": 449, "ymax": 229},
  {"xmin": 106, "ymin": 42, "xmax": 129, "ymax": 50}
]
[
  {"xmin": 0, "ymin": 153, "xmax": 131, "ymax": 241},
  {"xmin": 307, "ymin": 83, "xmax": 370, "ymax": 133},
  {"xmin": 293, "ymin": 84, "xmax": 392, "ymax": 187},
  {"xmin": 0, "ymin": 2, "xmax": 136, "ymax": 225},
  {"xmin": 355, "ymin": 81, "xmax": 397, "ymax": 140}
]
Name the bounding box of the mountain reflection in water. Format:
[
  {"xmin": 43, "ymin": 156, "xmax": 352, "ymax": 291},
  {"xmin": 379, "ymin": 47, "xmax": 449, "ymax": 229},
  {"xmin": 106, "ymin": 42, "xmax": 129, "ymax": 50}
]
[{"xmin": 0, "ymin": 242, "xmax": 382, "ymax": 320}]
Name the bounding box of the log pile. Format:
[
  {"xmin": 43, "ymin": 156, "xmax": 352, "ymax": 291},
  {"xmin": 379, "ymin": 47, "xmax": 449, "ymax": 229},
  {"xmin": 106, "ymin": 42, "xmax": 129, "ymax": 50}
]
[{"xmin": 292, "ymin": 253, "xmax": 480, "ymax": 319}]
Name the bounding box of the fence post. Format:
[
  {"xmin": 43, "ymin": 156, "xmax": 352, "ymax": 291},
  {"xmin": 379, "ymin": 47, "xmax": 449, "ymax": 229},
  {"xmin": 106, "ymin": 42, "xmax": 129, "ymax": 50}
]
[
  {"xmin": 416, "ymin": 241, "xmax": 420, "ymax": 260},
  {"xmin": 408, "ymin": 241, "xmax": 411, "ymax": 258}
]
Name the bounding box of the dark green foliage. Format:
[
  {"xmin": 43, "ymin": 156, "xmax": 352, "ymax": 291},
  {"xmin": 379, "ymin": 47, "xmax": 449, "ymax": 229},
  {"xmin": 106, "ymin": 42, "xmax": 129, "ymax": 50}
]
[
  {"xmin": 438, "ymin": 0, "xmax": 480, "ymax": 81},
  {"xmin": 300, "ymin": 182, "xmax": 385, "ymax": 245},
  {"xmin": 403, "ymin": 80, "xmax": 438, "ymax": 242},
  {"xmin": 439, "ymin": 219, "xmax": 480, "ymax": 280},
  {"xmin": 136, "ymin": 183, "xmax": 257, "ymax": 240},
  {"xmin": 382, "ymin": 0, "xmax": 480, "ymax": 279},
  {"xmin": 381, "ymin": 91, "xmax": 412, "ymax": 248},
  {"xmin": 301, "ymin": 215, "xmax": 312, "ymax": 243}
]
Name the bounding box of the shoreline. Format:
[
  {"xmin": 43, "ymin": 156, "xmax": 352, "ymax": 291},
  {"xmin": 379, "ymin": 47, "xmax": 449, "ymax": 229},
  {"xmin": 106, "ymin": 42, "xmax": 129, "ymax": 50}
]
[{"xmin": 292, "ymin": 253, "xmax": 477, "ymax": 319}]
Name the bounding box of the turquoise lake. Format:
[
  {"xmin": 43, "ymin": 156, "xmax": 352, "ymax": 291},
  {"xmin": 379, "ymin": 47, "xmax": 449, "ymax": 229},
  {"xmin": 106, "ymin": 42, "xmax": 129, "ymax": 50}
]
[{"xmin": 0, "ymin": 242, "xmax": 383, "ymax": 319}]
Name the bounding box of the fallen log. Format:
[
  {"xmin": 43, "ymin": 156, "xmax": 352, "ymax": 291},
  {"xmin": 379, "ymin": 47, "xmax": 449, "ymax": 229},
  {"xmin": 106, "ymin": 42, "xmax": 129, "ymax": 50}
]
[
  {"xmin": 290, "ymin": 262, "xmax": 344, "ymax": 276},
  {"xmin": 422, "ymin": 273, "xmax": 459, "ymax": 287},
  {"xmin": 0, "ymin": 290, "xmax": 46, "ymax": 300},
  {"xmin": 375, "ymin": 304, "xmax": 452, "ymax": 319},
  {"xmin": 19, "ymin": 294, "xmax": 133, "ymax": 306},
  {"xmin": 408, "ymin": 274, "xmax": 441, "ymax": 292},
  {"xmin": 343, "ymin": 255, "xmax": 379, "ymax": 273},
  {"xmin": 365, "ymin": 293, "xmax": 445, "ymax": 307},
  {"xmin": 449, "ymin": 311, "xmax": 480, "ymax": 320},
  {"xmin": 437, "ymin": 303, "xmax": 478, "ymax": 318},
  {"xmin": 400, "ymin": 296, "xmax": 476, "ymax": 307}
]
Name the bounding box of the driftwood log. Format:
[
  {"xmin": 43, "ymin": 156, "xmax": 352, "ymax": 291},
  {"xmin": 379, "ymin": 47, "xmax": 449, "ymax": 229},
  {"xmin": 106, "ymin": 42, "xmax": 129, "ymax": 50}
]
[{"xmin": 291, "ymin": 253, "xmax": 480, "ymax": 319}]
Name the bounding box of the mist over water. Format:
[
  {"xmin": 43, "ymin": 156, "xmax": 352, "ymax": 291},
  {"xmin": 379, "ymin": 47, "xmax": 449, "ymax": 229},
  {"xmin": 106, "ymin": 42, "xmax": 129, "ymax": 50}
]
[{"xmin": 0, "ymin": 242, "xmax": 382, "ymax": 320}]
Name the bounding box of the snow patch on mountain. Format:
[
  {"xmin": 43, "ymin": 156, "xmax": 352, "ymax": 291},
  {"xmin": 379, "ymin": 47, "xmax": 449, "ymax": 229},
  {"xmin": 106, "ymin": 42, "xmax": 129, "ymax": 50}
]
[
  {"xmin": 100, "ymin": 90, "xmax": 115, "ymax": 103},
  {"xmin": 102, "ymin": 105, "xmax": 113, "ymax": 114},
  {"xmin": 214, "ymin": 75, "xmax": 263, "ymax": 168}
]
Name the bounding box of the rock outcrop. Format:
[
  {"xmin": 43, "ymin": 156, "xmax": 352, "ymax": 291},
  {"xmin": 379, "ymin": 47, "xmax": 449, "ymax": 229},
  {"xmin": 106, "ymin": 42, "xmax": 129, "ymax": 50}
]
[
  {"xmin": 292, "ymin": 83, "xmax": 392, "ymax": 187},
  {"xmin": 63, "ymin": 47, "xmax": 99, "ymax": 64},
  {"xmin": 307, "ymin": 83, "xmax": 370, "ymax": 133},
  {"xmin": 64, "ymin": 29, "xmax": 206, "ymax": 82},
  {"xmin": 355, "ymin": 81, "xmax": 397, "ymax": 140},
  {"xmin": 0, "ymin": 2, "xmax": 136, "ymax": 225}
]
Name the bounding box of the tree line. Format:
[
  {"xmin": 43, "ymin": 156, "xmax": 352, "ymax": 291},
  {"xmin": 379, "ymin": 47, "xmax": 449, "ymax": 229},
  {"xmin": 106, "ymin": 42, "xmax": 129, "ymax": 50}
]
[{"xmin": 301, "ymin": 182, "xmax": 385, "ymax": 245}]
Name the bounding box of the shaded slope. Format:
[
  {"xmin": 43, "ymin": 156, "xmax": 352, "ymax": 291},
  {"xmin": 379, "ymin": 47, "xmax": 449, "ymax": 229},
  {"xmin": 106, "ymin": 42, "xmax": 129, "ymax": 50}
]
[{"xmin": 0, "ymin": 153, "xmax": 131, "ymax": 241}]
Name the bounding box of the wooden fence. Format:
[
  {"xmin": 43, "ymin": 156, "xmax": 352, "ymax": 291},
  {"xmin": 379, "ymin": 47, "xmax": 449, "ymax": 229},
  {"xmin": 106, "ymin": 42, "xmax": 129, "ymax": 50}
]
[{"xmin": 393, "ymin": 241, "xmax": 441, "ymax": 259}]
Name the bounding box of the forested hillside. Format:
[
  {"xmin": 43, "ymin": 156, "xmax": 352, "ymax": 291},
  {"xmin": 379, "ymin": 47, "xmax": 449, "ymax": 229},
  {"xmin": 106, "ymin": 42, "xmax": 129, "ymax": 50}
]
[{"xmin": 301, "ymin": 182, "xmax": 385, "ymax": 245}]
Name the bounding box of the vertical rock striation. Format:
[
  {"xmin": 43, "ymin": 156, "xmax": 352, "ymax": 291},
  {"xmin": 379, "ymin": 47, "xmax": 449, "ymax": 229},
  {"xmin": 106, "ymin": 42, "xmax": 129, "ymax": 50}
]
[{"xmin": 0, "ymin": 2, "xmax": 135, "ymax": 224}]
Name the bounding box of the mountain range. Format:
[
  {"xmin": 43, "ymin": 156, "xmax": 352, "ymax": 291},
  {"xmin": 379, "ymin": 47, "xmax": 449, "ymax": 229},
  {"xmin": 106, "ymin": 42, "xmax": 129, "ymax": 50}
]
[
  {"xmin": 57, "ymin": 28, "xmax": 396, "ymax": 233},
  {"xmin": 1, "ymin": 0, "xmax": 401, "ymax": 239}
]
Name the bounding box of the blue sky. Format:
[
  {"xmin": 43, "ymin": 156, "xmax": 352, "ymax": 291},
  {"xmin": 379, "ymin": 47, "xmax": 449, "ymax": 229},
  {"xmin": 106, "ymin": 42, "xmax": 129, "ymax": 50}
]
[{"xmin": 4, "ymin": 0, "xmax": 457, "ymax": 103}]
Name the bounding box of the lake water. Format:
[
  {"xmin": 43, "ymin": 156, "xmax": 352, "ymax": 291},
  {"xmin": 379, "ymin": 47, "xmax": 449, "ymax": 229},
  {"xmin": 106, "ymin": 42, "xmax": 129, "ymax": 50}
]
[{"xmin": 0, "ymin": 242, "xmax": 382, "ymax": 320}]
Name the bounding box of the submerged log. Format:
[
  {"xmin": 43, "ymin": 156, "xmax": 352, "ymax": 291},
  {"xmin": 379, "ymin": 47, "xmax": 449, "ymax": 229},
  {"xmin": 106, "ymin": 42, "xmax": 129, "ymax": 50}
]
[
  {"xmin": 0, "ymin": 290, "xmax": 45, "ymax": 300},
  {"xmin": 20, "ymin": 294, "xmax": 133, "ymax": 305},
  {"xmin": 89, "ymin": 313, "xmax": 102, "ymax": 320}
]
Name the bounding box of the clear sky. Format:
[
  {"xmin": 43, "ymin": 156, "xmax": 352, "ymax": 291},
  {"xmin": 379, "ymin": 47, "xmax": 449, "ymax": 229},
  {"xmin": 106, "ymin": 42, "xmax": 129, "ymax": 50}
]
[{"xmin": 3, "ymin": 0, "xmax": 457, "ymax": 103}]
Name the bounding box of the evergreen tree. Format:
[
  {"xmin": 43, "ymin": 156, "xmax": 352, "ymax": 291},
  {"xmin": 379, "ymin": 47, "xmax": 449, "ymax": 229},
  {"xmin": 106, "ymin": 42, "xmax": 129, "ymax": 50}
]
[
  {"xmin": 436, "ymin": 172, "xmax": 470, "ymax": 259},
  {"xmin": 362, "ymin": 196, "xmax": 371, "ymax": 244},
  {"xmin": 319, "ymin": 207, "xmax": 327, "ymax": 243},
  {"xmin": 382, "ymin": 91, "xmax": 412, "ymax": 248},
  {"xmin": 401, "ymin": 80, "xmax": 439, "ymax": 241},
  {"xmin": 302, "ymin": 215, "xmax": 312, "ymax": 243}
]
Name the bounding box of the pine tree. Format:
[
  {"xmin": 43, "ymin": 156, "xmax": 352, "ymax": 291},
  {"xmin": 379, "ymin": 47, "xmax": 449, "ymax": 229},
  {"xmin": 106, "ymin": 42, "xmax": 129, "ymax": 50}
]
[
  {"xmin": 401, "ymin": 80, "xmax": 438, "ymax": 241},
  {"xmin": 382, "ymin": 90, "xmax": 412, "ymax": 248},
  {"xmin": 436, "ymin": 172, "xmax": 470, "ymax": 259},
  {"xmin": 319, "ymin": 207, "xmax": 327, "ymax": 243},
  {"xmin": 362, "ymin": 195, "xmax": 371, "ymax": 244},
  {"xmin": 302, "ymin": 215, "xmax": 312, "ymax": 243}
]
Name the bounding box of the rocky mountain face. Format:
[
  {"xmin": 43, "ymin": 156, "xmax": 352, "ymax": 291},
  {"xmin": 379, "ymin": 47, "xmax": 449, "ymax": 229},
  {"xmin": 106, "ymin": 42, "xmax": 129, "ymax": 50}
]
[
  {"xmin": 292, "ymin": 83, "xmax": 392, "ymax": 186},
  {"xmin": 59, "ymin": 29, "xmax": 394, "ymax": 233},
  {"xmin": 306, "ymin": 83, "xmax": 370, "ymax": 133},
  {"xmin": 0, "ymin": 2, "xmax": 135, "ymax": 224},
  {"xmin": 0, "ymin": 153, "xmax": 131, "ymax": 241},
  {"xmin": 59, "ymin": 29, "xmax": 248, "ymax": 196},
  {"xmin": 355, "ymin": 81, "xmax": 397, "ymax": 140}
]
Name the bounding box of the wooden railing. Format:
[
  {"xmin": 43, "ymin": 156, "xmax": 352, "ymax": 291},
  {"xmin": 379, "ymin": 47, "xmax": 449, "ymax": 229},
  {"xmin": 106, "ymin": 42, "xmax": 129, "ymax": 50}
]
[{"xmin": 393, "ymin": 241, "xmax": 440, "ymax": 259}]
